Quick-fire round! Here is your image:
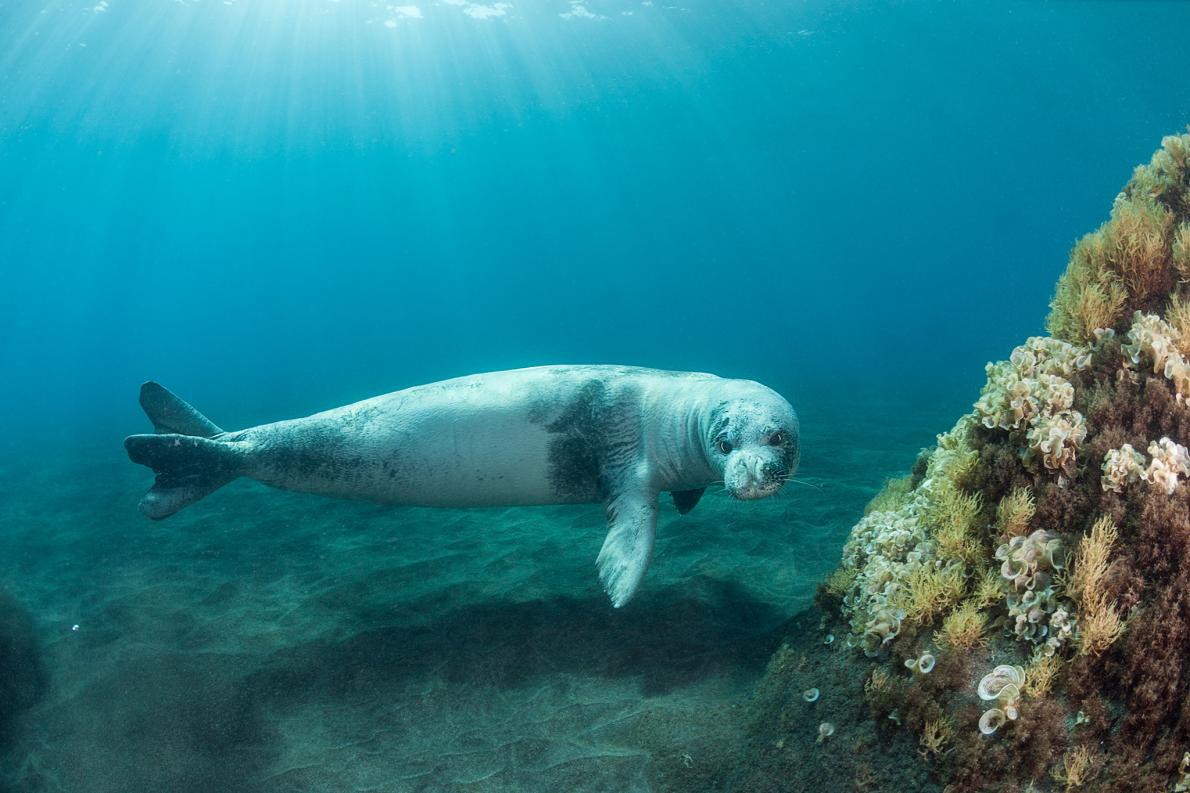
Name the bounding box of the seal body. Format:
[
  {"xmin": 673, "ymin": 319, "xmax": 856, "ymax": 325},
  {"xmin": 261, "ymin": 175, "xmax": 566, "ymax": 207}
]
[
  {"xmin": 236, "ymin": 366, "xmax": 718, "ymax": 507},
  {"xmin": 124, "ymin": 365, "xmax": 800, "ymax": 606}
]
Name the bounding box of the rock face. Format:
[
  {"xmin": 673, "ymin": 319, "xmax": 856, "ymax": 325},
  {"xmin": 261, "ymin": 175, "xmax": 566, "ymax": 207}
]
[{"xmin": 743, "ymin": 132, "xmax": 1190, "ymax": 792}]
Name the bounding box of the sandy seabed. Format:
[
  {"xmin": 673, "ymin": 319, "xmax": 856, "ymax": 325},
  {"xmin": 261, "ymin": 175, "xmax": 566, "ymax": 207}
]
[{"xmin": 0, "ymin": 398, "xmax": 950, "ymax": 793}]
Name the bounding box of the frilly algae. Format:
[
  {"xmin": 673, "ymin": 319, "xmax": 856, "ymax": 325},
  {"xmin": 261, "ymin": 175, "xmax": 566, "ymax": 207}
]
[
  {"xmin": 1101, "ymin": 443, "xmax": 1146, "ymax": 492},
  {"xmin": 1144, "ymin": 437, "xmax": 1190, "ymax": 495},
  {"xmin": 996, "ymin": 529, "xmax": 1073, "ymax": 655}
]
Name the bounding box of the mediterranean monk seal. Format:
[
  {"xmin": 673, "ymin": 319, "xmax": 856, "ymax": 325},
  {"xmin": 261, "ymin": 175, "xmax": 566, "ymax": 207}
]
[{"xmin": 124, "ymin": 365, "xmax": 800, "ymax": 606}]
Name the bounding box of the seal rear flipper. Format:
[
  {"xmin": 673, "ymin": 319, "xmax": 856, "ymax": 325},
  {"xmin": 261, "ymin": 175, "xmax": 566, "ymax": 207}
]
[
  {"xmin": 124, "ymin": 434, "xmax": 243, "ymax": 520},
  {"xmin": 596, "ymin": 488, "xmax": 659, "ymax": 608},
  {"xmin": 139, "ymin": 381, "xmax": 223, "ymax": 437}
]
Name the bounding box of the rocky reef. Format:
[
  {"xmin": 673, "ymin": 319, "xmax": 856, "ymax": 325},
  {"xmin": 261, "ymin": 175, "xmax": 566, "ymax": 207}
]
[{"xmin": 739, "ymin": 131, "xmax": 1190, "ymax": 792}]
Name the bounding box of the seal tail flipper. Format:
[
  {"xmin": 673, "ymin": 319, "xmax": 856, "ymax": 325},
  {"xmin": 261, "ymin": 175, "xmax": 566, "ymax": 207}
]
[
  {"xmin": 125, "ymin": 382, "xmax": 241, "ymax": 520},
  {"xmin": 138, "ymin": 381, "xmax": 223, "ymax": 437},
  {"xmin": 124, "ymin": 434, "xmax": 243, "ymax": 519}
]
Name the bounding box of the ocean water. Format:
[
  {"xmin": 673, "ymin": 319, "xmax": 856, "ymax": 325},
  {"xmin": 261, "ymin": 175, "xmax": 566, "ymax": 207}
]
[{"xmin": 1, "ymin": 2, "xmax": 1190, "ymax": 791}]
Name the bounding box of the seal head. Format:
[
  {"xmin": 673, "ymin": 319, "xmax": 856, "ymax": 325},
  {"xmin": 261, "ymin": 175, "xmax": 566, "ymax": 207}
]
[{"xmin": 706, "ymin": 382, "xmax": 800, "ymax": 500}]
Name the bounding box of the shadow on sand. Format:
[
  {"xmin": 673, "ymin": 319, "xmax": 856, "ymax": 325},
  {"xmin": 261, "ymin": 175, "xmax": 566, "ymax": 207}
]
[
  {"xmin": 250, "ymin": 575, "xmax": 787, "ymax": 703},
  {"xmin": 6, "ymin": 577, "xmax": 787, "ymax": 793},
  {"xmin": 0, "ymin": 592, "xmax": 46, "ymax": 793}
]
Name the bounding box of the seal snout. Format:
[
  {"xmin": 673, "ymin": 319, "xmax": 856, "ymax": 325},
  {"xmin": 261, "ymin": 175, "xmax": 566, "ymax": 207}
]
[{"xmin": 725, "ymin": 452, "xmax": 788, "ymax": 500}]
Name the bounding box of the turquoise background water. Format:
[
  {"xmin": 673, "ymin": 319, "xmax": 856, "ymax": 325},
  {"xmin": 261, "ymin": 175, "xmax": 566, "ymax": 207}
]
[
  {"xmin": 1, "ymin": 2, "xmax": 1189, "ymax": 791},
  {"xmin": 4, "ymin": 1, "xmax": 1190, "ymax": 441}
]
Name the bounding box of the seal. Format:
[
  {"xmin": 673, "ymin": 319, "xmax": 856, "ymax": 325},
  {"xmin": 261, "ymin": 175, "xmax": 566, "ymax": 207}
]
[{"xmin": 124, "ymin": 365, "xmax": 800, "ymax": 606}]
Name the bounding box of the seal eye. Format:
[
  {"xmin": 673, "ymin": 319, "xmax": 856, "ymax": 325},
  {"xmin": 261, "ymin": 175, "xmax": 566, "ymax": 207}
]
[
  {"xmin": 717, "ymin": 438, "xmax": 733, "ymax": 455},
  {"xmin": 769, "ymin": 431, "xmax": 786, "ymax": 446}
]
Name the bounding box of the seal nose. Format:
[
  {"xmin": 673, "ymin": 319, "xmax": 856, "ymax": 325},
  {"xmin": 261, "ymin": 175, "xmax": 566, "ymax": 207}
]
[
  {"xmin": 729, "ymin": 453, "xmax": 766, "ymax": 492},
  {"xmin": 726, "ymin": 450, "xmax": 788, "ymax": 500},
  {"xmin": 745, "ymin": 455, "xmax": 764, "ymax": 486}
]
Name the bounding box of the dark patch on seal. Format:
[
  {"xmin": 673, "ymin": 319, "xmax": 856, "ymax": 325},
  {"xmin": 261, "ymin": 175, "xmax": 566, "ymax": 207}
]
[
  {"xmin": 544, "ymin": 380, "xmax": 609, "ymax": 502},
  {"xmin": 707, "ymin": 401, "xmax": 731, "ymax": 441},
  {"xmin": 260, "ymin": 427, "xmax": 356, "ymax": 480},
  {"xmin": 761, "ymin": 420, "xmax": 800, "ymax": 476},
  {"xmin": 525, "ymin": 394, "xmax": 555, "ymax": 425},
  {"xmin": 544, "ymin": 379, "xmax": 643, "ymax": 502},
  {"xmin": 247, "ymin": 414, "xmax": 394, "ymax": 491},
  {"xmin": 780, "ymin": 433, "xmax": 800, "ymax": 473},
  {"xmin": 528, "ymin": 367, "xmax": 712, "ymax": 427}
]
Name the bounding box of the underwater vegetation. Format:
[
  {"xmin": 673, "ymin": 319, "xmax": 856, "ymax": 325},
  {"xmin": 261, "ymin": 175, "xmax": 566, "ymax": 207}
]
[{"xmin": 742, "ymin": 131, "xmax": 1190, "ymax": 792}]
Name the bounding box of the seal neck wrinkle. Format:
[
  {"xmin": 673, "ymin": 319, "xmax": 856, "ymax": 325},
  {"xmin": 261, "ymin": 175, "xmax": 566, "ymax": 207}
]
[{"xmin": 643, "ymin": 386, "xmax": 717, "ymax": 492}]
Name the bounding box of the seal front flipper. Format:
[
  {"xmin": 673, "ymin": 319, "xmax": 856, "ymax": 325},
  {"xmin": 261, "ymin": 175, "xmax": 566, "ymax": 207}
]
[
  {"xmin": 671, "ymin": 488, "xmax": 705, "ymax": 515},
  {"xmin": 596, "ymin": 487, "xmax": 659, "ymax": 608}
]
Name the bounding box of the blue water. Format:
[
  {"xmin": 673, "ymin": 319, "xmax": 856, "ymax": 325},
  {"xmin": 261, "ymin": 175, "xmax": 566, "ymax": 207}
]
[{"xmin": 1, "ymin": 2, "xmax": 1189, "ymax": 791}]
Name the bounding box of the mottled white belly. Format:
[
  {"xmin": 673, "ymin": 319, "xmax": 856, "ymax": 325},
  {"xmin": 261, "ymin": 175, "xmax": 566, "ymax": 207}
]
[{"xmin": 243, "ymin": 373, "xmax": 603, "ymax": 507}]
